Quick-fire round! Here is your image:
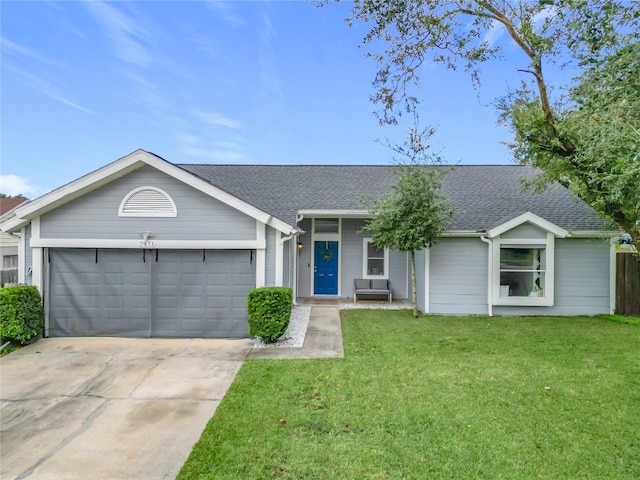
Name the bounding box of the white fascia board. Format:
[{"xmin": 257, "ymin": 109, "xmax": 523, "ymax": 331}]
[
  {"xmin": 6, "ymin": 149, "xmax": 296, "ymax": 235},
  {"xmin": 298, "ymin": 209, "xmax": 372, "ymax": 218},
  {"xmin": 0, "ymin": 214, "xmax": 25, "ymax": 233},
  {"xmin": 487, "ymin": 212, "xmax": 569, "ymax": 239},
  {"xmin": 440, "ymin": 231, "xmax": 485, "ymax": 237},
  {"xmin": 29, "ymin": 238, "xmax": 266, "ymax": 249},
  {"xmin": 12, "ymin": 149, "xmax": 149, "ymax": 221},
  {"xmin": 569, "ymin": 230, "xmax": 621, "ymax": 238}
]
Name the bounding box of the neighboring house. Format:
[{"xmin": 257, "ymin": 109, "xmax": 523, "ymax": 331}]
[
  {"xmin": 0, "ymin": 149, "xmax": 617, "ymax": 338},
  {"xmin": 0, "ymin": 196, "xmax": 29, "ymax": 286}
]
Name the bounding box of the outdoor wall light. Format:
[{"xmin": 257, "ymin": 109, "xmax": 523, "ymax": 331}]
[
  {"xmin": 297, "ymin": 242, "xmax": 303, "ymax": 250},
  {"xmin": 138, "ymin": 231, "xmax": 153, "ymax": 241}
]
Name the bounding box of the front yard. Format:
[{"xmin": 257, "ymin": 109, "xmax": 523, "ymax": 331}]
[{"xmin": 179, "ymin": 311, "xmax": 640, "ymax": 479}]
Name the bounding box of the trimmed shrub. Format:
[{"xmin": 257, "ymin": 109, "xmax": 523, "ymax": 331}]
[
  {"xmin": 0, "ymin": 285, "xmax": 45, "ymax": 344},
  {"xmin": 247, "ymin": 287, "xmax": 292, "ymax": 343}
]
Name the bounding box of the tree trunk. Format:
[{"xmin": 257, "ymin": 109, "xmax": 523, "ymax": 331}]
[{"xmin": 411, "ymin": 250, "xmax": 418, "ymax": 318}]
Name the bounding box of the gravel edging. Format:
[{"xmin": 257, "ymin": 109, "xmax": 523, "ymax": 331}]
[{"xmin": 251, "ymin": 306, "xmax": 311, "ymax": 348}]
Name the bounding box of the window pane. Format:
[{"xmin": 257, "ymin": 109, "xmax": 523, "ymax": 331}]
[
  {"xmin": 315, "ymin": 218, "xmax": 339, "ymax": 233},
  {"xmin": 500, "ymin": 272, "xmax": 545, "ymax": 297},
  {"xmin": 367, "ymin": 242, "xmax": 384, "ymax": 258},
  {"xmin": 500, "ymin": 248, "xmax": 545, "ymax": 270},
  {"xmin": 2, "ymin": 255, "xmax": 18, "ymax": 269},
  {"xmin": 368, "ymin": 258, "xmax": 384, "ymax": 276}
]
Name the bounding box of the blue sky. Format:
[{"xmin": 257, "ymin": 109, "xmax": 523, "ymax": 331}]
[{"xmin": 1, "ymin": 1, "xmax": 525, "ymax": 198}]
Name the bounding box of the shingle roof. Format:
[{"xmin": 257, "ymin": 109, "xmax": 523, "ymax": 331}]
[
  {"xmin": 176, "ymin": 164, "xmax": 610, "ymax": 232},
  {"xmin": 0, "ymin": 197, "xmax": 29, "ymax": 216}
]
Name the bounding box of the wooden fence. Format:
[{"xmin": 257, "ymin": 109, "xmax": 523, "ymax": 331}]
[{"xmin": 616, "ymin": 253, "xmax": 640, "ymax": 316}]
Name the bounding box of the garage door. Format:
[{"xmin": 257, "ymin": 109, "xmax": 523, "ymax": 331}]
[{"xmin": 47, "ymin": 248, "xmax": 255, "ymax": 338}]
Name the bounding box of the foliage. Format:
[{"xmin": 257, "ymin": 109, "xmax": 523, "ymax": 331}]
[
  {"xmin": 503, "ymin": 42, "xmax": 640, "ymax": 243},
  {"xmin": 0, "ymin": 285, "xmax": 45, "ymax": 344},
  {"xmin": 179, "ymin": 310, "xmax": 640, "ymax": 479},
  {"xmin": 362, "ymin": 116, "xmax": 452, "ymax": 317},
  {"xmin": 247, "ymin": 287, "xmax": 292, "ymax": 343},
  {"xmin": 347, "ymin": 0, "xmax": 640, "ymax": 252}
]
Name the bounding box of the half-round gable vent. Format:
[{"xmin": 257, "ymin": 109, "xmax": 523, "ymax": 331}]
[{"xmin": 118, "ymin": 187, "xmax": 177, "ymax": 217}]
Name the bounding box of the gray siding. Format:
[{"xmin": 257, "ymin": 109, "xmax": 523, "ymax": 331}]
[
  {"xmin": 429, "ymin": 238, "xmax": 489, "ymax": 315},
  {"xmin": 415, "ymin": 249, "xmax": 426, "ymax": 312},
  {"xmin": 340, "ymin": 219, "xmax": 365, "ymax": 298},
  {"xmin": 297, "ymin": 219, "xmax": 312, "ymax": 297},
  {"xmin": 501, "ymin": 223, "xmax": 547, "ymax": 240},
  {"xmin": 39, "ymin": 166, "xmax": 256, "ymax": 241},
  {"xmin": 25, "ymin": 224, "xmax": 33, "ymax": 283},
  {"xmin": 388, "ymin": 250, "xmax": 409, "ymax": 300},
  {"xmin": 283, "ymin": 240, "xmax": 291, "ymax": 288},
  {"xmin": 265, "ymin": 226, "xmax": 277, "ymax": 287},
  {"xmin": 493, "ymin": 238, "xmax": 611, "ymax": 316}
]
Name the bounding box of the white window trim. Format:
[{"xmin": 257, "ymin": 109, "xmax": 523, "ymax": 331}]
[
  {"xmin": 118, "ymin": 186, "xmax": 177, "ymax": 217},
  {"xmin": 362, "ymin": 238, "xmax": 389, "ymax": 279},
  {"xmin": 492, "ymin": 232, "xmax": 555, "ymax": 306}
]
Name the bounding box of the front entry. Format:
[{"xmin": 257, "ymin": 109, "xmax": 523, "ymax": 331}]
[{"xmin": 314, "ymin": 241, "xmax": 338, "ymax": 295}]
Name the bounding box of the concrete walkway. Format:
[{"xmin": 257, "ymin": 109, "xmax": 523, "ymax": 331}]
[{"xmin": 248, "ymin": 306, "xmax": 343, "ymax": 359}]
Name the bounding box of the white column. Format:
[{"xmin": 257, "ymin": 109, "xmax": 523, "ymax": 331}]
[{"xmin": 255, "ymin": 221, "xmax": 266, "ymax": 287}]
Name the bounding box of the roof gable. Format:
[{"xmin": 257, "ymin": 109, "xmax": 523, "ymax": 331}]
[
  {"xmin": 1, "ymin": 150, "xmax": 294, "ymax": 234},
  {"xmin": 486, "ymin": 212, "xmax": 569, "ymax": 238}
]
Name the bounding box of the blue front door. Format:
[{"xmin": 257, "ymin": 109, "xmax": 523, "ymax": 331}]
[{"xmin": 314, "ymin": 241, "xmax": 338, "ymax": 295}]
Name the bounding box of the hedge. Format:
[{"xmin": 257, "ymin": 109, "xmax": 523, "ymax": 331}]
[
  {"xmin": 247, "ymin": 287, "xmax": 292, "ymax": 343},
  {"xmin": 0, "ymin": 285, "xmax": 45, "ymax": 344}
]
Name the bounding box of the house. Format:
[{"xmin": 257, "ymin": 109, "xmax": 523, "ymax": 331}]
[
  {"xmin": 0, "ymin": 196, "xmax": 29, "ymax": 286},
  {"xmin": 0, "ymin": 149, "xmax": 617, "ymax": 338}
]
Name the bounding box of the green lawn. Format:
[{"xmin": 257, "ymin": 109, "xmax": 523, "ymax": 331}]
[{"xmin": 178, "ymin": 311, "xmax": 640, "ymax": 479}]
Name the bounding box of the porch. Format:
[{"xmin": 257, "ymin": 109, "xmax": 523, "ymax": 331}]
[{"xmin": 298, "ymin": 297, "xmax": 411, "ymax": 308}]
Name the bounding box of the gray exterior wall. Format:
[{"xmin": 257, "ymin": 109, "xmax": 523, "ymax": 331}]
[
  {"xmin": 340, "ymin": 219, "xmax": 364, "ymax": 298},
  {"xmin": 415, "ymin": 249, "xmax": 426, "ymax": 312},
  {"xmin": 25, "ymin": 224, "xmax": 33, "ymax": 284},
  {"xmin": 501, "ymin": 223, "xmax": 548, "ymax": 240},
  {"xmin": 493, "ymin": 238, "xmax": 611, "ymax": 316},
  {"xmin": 265, "ymin": 226, "xmax": 277, "ymax": 287},
  {"xmin": 297, "ymin": 219, "xmax": 312, "ymax": 297},
  {"xmin": 429, "ymin": 238, "xmax": 489, "ymax": 315},
  {"xmin": 39, "ymin": 166, "xmax": 256, "ymax": 241}
]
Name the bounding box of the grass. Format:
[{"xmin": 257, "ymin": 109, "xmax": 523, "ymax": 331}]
[{"xmin": 178, "ymin": 311, "xmax": 640, "ymax": 479}]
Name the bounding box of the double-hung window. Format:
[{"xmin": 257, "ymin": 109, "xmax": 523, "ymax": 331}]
[
  {"xmin": 363, "ymin": 238, "xmax": 388, "ymax": 279},
  {"xmin": 492, "ymin": 232, "xmax": 555, "ymax": 306}
]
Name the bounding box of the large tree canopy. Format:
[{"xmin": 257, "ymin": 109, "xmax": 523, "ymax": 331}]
[{"xmin": 347, "ymin": 0, "xmax": 640, "ymax": 246}]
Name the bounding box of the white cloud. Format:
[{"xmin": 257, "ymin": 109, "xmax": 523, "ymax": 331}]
[
  {"xmin": 193, "ymin": 110, "xmax": 243, "ymax": 129},
  {"xmin": 0, "ymin": 175, "xmax": 40, "ymax": 197},
  {"xmin": 3, "ymin": 64, "xmax": 92, "ymax": 114},
  {"xmin": 205, "ymin": 1, "xmax": 245, "ymax": 28},
  {"xmin": 84, "ymin": 1, "xmax": 152, "ymax": 67},
  {"xmin": 1, "ymin": 37, "xmax": 42, "ymax": 60},
  {"xmin": 483, "ymin": 19, "xmax": 505, "ymax": 47}
]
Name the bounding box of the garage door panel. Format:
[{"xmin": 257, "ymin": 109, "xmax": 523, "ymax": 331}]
[{"xmin": 48, "ymin": 249, "xmax": 254, "ymax": 338}]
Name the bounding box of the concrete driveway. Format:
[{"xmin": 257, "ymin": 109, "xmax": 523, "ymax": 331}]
[{"xmin": 0, "ymin": 337, "xmax": 252, "ymax": 480}]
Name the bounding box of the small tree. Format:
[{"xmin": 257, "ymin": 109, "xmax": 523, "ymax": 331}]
[{"xmin": 362, "ymin": 119, "xmax": 452, "ymax": 317}]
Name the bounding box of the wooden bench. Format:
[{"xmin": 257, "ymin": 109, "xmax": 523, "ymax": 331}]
[{"xmin": 353, "ymin": 279, "xmax": 392, "ymax": 302}]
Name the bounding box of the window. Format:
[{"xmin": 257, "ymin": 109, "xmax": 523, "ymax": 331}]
[
  {"xmin": 499, "ymin": 247, "xmax": 546, "ymax": 297},
  {"xmin": 492, "ymin": 233, "xmax": 555, "ymax": 306},
  {"xmin": 118, "ymin": 186, "xmax": 177, "ymax": 217},
  {"xmin": 314, "ymin": 218, "xmax": 339, "ymax": 234},
  {"xmin": 363, "ymin": 238, "xmax": 388, "ymax": 278},
  {"xmin": 2, "ymin": 255, "xmax": 18, "ymax": 269}
]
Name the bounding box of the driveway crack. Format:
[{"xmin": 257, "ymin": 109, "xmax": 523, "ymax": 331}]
[{"xmin": 14, "ymin": 399, "xmax": 109, "ymax": 480}]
